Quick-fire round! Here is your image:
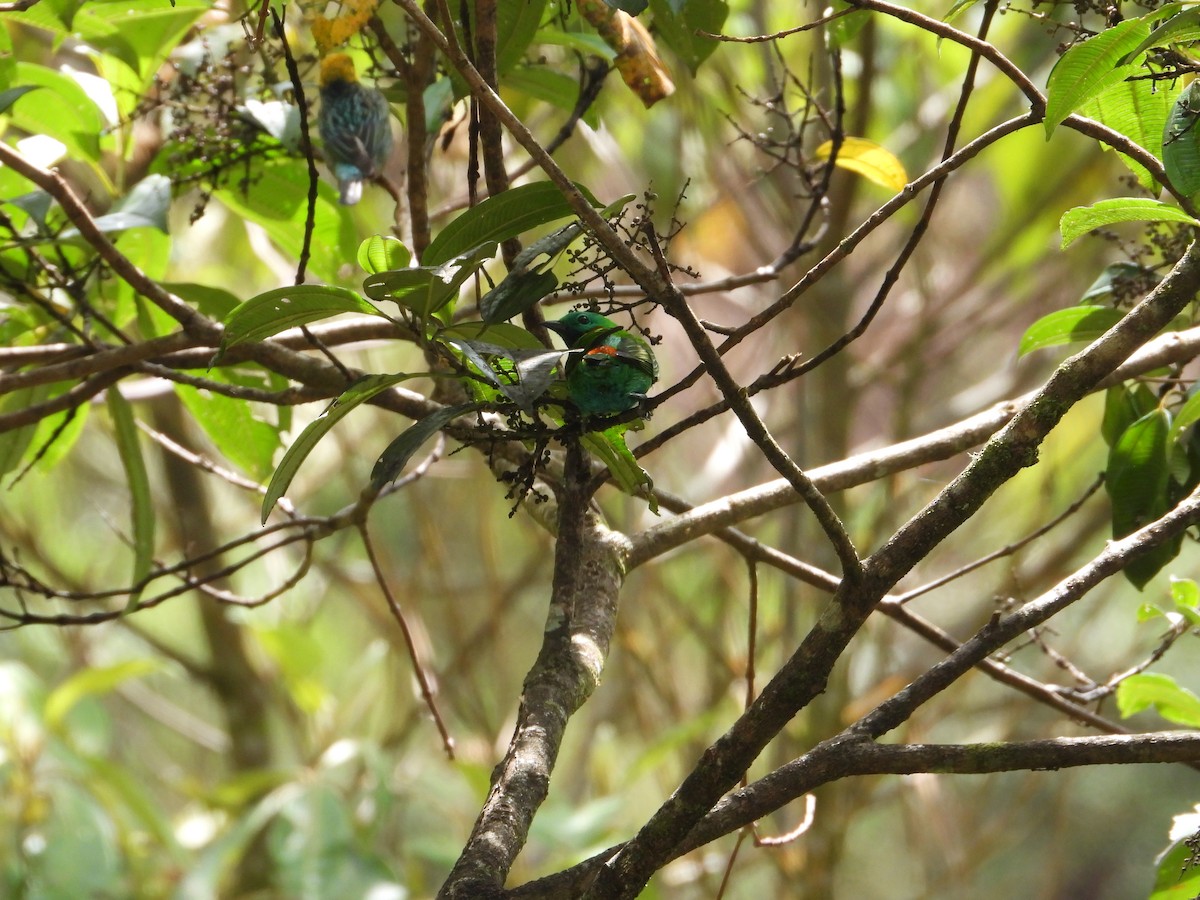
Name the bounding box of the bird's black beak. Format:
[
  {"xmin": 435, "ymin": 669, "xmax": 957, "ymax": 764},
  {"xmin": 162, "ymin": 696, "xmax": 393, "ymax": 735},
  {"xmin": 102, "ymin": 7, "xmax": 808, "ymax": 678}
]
[{"xmin": 543, "ymin": 321, "xmax": 567, "ymax": 339}]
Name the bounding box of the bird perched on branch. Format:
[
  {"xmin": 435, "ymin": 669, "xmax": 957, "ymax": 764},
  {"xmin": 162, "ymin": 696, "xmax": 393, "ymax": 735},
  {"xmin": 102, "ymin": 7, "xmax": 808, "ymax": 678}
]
[
  {"xmin": 545, "ymin": 310, "xmax": 658, "ymax": 416},
  {"xmin": 317, "ymin": 53, "xmax": 392, "ymax": 205}
]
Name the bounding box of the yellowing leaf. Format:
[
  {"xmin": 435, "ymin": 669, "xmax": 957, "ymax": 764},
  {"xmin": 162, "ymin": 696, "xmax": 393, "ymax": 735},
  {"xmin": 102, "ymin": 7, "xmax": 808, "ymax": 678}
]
[{"xmin": 815, "ymin": 137, "xmax": 908, "ymax": 193}]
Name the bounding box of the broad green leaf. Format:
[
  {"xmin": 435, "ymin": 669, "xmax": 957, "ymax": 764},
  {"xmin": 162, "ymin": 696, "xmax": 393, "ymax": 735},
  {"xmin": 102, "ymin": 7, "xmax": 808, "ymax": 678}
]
[
  {"xmin": 1124, "ymin": 7, "xmax": 1200, "ymax": 64},
  {"xmin": 0, "ymin": 84, "xmax": 39, "ymax": 115},
  {"xmin": 61, "ymin": 174, "xmax": 172, "ymax": 238},
  {"xmin": 176, "ymin": 371, "xmax": 283, "ymax": 481},
  {"xmin": 106, "ymin": 389, "xmax": 154, "ymax": 595},
  {"xmin": 1018, "ymin": 306, "xmax": 1125, "ymax": 356},
  {"xmin": 44, "ymin": 659, "xmax": 162, "ymax": 731},
  {"xmin": 440, "ymin": 321, "xmax": 544, "ymax": 350},
  {"xmin": 583, "ymin": 425, "xmax": 658, "ymax": 513},
  {"xmin": 534, "ymin": 27, "xmax": 617, "ymax": 60},
  {"xmin": 498, "ymin": 0, "xmax": 549, "ymax": 74},
  {"xmin": 1171, "ymin": 577, "xmax": 1200, "ymax": 609},
  {"xmin": 1044, "ymin": 17, "xmax": 1152, "ymax": 136},
  {"xmin": 1080, "ymin": 77, "xmax": 1177, "ymax": 192},
  {"xmin": 161, "ymin": 281, "xmax": 241, "ymax": 320},
  {"xmin": 1079, "ymin": 262, "xmax": 1157, "ymax": 304},
  {"xmin": 648, "ymin": 0, "xmax": 728, "ymax": 75},
  {"xmin": 74, "ymin": 0, "xmax": 209, "ymax": 84},
  {"xmin": 814, "ymin": 137, "xmax": 908, "ymax": 193},
  {"xmin": 357, "ymin": 235, "xmax": 412, "ymax": 275},
  {"xmin": 1164, "ymin": 81, "xmax": 1200, "ymax": 200},
  {"xmin": 262, "ymin": 374, "xmax": 415, "ymax": 522},
  {"xmin": 1102, "ymin": 384, "xmax": 1157, "ymax": 447},
  {"xmin": 506, "ymin": 67, "xmax": 594, "ymax": 123},
  {"xmin": 220, "ymin": 285, "xmax": 385, "ymax": 354},
  {"xmin": 1150, "ymin": 836, "xmax": 1200, "ymax": 900},
  {"xmin": 216, "ymin": 160, "xmax": 357, "ymax": 284},
  {"xmin": 423, "ymin": 181, "xmax": 601, "ymax": 265},
  {"xmin": 0, "ymin": 382, "xmax": 53, "ymax": 479},
  {"xmin": 364, "ymin": 241, "xmax": 499, "ymax": 320},
  {"xmin": 1106, "ymin": 408, "xmax": 1178, "ymax": 588},
  {"xmin": 371, "ymin": 402, "xmax": 481, "ymax": 489},
  {"xmin": 1060, "ymin": 198, "xmax": 1199, "ymax": 248},
  {"xmin": 10, "ymin": 62, "xmax": 105, "ymax": 165},
  {"xmin": 1116, "ymin": 672, "xmax": 1200, "ymax": 726},
  {"xmin": 480, "ymin": 222, "xmax": 584, "ymax": 323},
  {"xmin": 1169, "ymin": 389, "xmax": 1200, "ymax": 447}
]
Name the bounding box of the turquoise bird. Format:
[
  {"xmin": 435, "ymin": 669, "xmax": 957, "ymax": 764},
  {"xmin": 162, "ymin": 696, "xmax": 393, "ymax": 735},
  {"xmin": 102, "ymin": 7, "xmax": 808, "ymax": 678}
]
[
  {"xmin": 317, "ymin": 53, "xmax": 392, "ymax": 205},
  {"xmin": 545, "ymin": 310, "xmax": 658, "ymax": 416}
]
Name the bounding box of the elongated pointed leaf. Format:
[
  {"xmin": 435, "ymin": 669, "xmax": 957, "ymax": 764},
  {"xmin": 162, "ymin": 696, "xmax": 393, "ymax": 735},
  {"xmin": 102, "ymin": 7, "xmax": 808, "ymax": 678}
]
[
  {"xmin": 1018, "ymin": 306, "xmax": 1125, "ymax": 356},
  {"xmin": 1123, "ymin": 7, "xmax": 1200, "ymax": 63},
  {"xmin": 583, "ymin": 425, "xmax": 658, "ymax": 513},
  {"xmin": 1045, "ymin": 17, "xmax": 1152, "ymax": 136},
  {"xmin": 1106, "ymin": 408, "xmax": 1178, "ymax": 588},
  {"xmin": 371, "ymin": 403, "xmax": 481, "ymax": 489},
  {"xmin": 1081, "ymin": 78, "xmax": 1176, "ymax": 192},
  {"xmin": 106, "ymin": 390, "xmax": 154, "ymax": 594},
  {"xmin": 220, "ymin": 285, "xmax": 384, "ymax": 356},
  {"xmin": 423, "ymin": 181, "xmax": 600, "ymax": 265},
  {"xmin": 1060, "ymin": 198, "xmax": 1198, "ymax": 248},
  {"xmin": 45, "ymin": 659, "xmax": 163, "ymax": 731},
  {"xmin": 364, "ymin": 242, "xmax": 498, "ymax": 320},
  {"xmin": 1164, "ymin": 81, "xmax": 1200, "ymax": 199},
  {"xmin": 0, "ymin": 84, "xmax": 40, "ymax": 115},
  {"xmin": 262, "ymin": 374, "xmax": 415, "ymax": 522},
  {"xmin": 1169, "ymin": 389, "xmax": 1200, "ymax": 447}
]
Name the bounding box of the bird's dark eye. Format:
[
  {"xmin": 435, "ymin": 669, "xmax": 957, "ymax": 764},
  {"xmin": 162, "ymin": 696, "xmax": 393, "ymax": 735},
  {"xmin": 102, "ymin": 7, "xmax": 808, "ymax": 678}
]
[{"xmin": 575, "ymin": 314, "xmax": 589, "ymax": 324}]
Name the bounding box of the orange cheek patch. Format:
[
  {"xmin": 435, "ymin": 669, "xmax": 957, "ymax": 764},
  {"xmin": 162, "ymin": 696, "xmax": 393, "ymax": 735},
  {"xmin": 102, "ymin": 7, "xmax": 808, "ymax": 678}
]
[{"xmin": 586, "ymin": 346, "xmax": 619, "ymax": 358}]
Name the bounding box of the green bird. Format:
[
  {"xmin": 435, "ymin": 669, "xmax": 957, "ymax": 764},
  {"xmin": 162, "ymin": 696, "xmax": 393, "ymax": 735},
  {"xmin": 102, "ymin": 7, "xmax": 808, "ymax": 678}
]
[
  {"xmin": 317, "ymin": 53, "xmax": 393, "ymax": 205},
  {"xmin": 544, "ymin": 310, "xmax": 658, "ymax": 416}
]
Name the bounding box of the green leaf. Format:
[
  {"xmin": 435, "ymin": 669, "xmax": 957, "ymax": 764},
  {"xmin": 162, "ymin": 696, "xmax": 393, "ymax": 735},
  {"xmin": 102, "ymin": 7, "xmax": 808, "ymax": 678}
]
[
  {"xmin": 364, "ymin": 241, "xmax": 498, "ymax": 320},
  {"xmin": 1018, "ymin": 306, "xmax": 1125, "ymax": 356},
  {"xmin": 1060, "ymin": 198, "xmax": 1199, "ymax": 248},
  {"xmin": 106, "ymin": 389, "xmax": 154, "ymax": 595},
  {"xmin": 161, "ymin": 281, "xmax": 241, "ymax": 320},
  {"xmin": 357, "ymin": 235, "xmax": 412, "ymax": 275},
  {"xmin": 62, "ymin": 174, "xmax": 172, "ymax": 238},
  {"xmin": 1106, "ymin": 408, "xmax": 1179, "ymax": 588},
  {"xmin": 1150, "ymin": 835, "xmax": 1200, "ymax": 900},
  {"xmin": 583, "ymin": 425, "xmax": 658, "ymax": 513},
  {"xmin": 1044, "ymin": 17, "xmax": 1152, "ymax": 137},
  {"xmin": 176, "ymin": 371, "xmax": 283, "ymax": 481},
  {"xmin": 0, "ymin": 84, "xmax": 39, "ymax": 115},
  {"xmin": 219, "ymin": 285, "xmax": 385, "ymax": 355},
  {"xmin": 480, "ymin": 221, "xmax": 584, "ymax": 323},
  {"xmin": 1123, "ymin": 7, "xmax": 1200, "ymax": 64},
  {"xmin": 1164, "ymin": 81, "xmax": 1200, "ymax": 200},
  {"xmin": 497, "ymin": 0, "xmax": 549, "ymax": 74},
  {"xmin": 262, "ymin": 374, "xmax": 414, "ymax": 522},
  {"xmin": 215, "ymin": 159, "xmax": 357, "ymax": 284},
  {"xmin": 44, "ymin": 659, "xmax": 162, "ymax": 731},
  {"xmin": 1171, "ymin": 577, "xmax": 1200, "ymax": 609},
  {"xmin": 423, "ymin": 181, "xmax": 600, "ymax": 265},
  {"xmin": 1102, "ymin": 384, "xmax": 1157, "ymax": 447},
  {"xmin": 534, "ymin": 27, "xmax": 617, "ymax": 60},
  {"xmin": 1080, "ymin": 78, "xmax": 1177, "ymax": 192},
  {"xmin": 648, "ymin": 0, "xmax": 728, "ymax": 75},
  {"xmin": 74, "ymin": 0, "xmax": 209, "ymax": 84},
  {"xmin": 505, "ymin": 67, "xmax": 594, "ymax": 124},
  {"xmin": 1116, "ymin": 672, "xmax": 1200, "ymax": 727},
  {"xmin": 11, "ymin": 62, "xmax": 105, "ymax": 165},
  {"xmin": 440, "ymin": 321, "xmax": 545, "ymax": 350},
  {"xmin": 371, "ymin": 402, "xmax": 481, "ymax": 489},
  {"xmin": 1079, "ymin": 262, "xmax": 1157, "ymax": 304},
  {"xmin": 0, "ymin": 382, "xmax": 52, "ymax": 479},
  {"xmin": 1169, "ymin": 389, "xmax": 1200, "ymax": 447}
]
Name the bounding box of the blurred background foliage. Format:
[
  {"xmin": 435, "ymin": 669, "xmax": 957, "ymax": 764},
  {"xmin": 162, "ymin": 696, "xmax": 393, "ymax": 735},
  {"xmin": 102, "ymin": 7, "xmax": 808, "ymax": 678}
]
[{"xmin": 1, "ymin": 0, "xmax": 1199, "ymax": 897}]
